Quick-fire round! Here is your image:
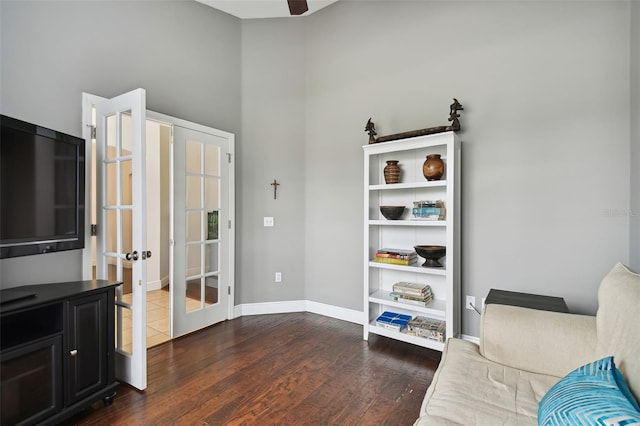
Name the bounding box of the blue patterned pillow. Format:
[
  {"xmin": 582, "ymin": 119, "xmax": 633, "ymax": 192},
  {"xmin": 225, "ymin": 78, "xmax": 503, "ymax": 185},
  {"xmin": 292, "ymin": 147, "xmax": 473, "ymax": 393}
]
[{"xmin": 538, "ymin": 356, "xmax": 640, "ymax": 425}]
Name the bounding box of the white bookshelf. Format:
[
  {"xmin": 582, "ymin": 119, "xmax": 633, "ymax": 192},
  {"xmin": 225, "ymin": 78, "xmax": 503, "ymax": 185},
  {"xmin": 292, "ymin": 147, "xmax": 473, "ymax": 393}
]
[{"xmin": 363, "ymin": 132, "xmax": 461, "ymax": 351}]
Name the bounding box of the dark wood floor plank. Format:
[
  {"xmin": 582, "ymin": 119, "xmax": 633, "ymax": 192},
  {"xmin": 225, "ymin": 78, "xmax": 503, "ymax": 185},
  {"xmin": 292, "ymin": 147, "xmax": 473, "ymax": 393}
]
[{"xmin": 64, "ymin": 312, "xmax": 440, "ymax": 426}]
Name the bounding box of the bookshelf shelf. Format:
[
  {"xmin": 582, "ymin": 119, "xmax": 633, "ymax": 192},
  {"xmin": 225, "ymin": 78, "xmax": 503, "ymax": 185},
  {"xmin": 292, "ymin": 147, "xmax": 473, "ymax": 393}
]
[
  {"xmin": 368, "ymin": 180, "xmax": 447, "ymax": 191},
  {"xmin": 368, "ymin": 220, "xmax": 446, "ymax": 227},
  {"xmin": 363, "ymin": 132, "xmax": 461, "ymax": 351},
  {"xmin": 368, "ymin": 321, "xmax": 446, "ymax": 351},
  {"xmin": 369, "ymin": 290, "xmax": 447, "ymax": 317},
  {"xmin": 368, "ymin": 261, "xmax": 447, "ymax": 276}
]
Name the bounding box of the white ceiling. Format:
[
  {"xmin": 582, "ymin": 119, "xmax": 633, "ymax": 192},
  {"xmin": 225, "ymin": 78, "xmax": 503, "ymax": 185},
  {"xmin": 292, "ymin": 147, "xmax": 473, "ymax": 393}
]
[{"xmin": 196, "ymin": 0, "xmax": 339, "ymax": 19}]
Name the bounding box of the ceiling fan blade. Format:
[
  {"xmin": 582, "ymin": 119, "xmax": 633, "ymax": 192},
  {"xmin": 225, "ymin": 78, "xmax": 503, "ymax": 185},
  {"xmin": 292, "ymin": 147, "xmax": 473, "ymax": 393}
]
[{"xmin": 287, "ymin": 0, "xmax": 308, "ymax": 15}]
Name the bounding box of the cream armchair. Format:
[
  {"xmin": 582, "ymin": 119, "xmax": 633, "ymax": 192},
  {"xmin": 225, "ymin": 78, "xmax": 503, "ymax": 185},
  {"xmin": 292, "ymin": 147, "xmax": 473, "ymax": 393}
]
[{"xmin": 414, "ymin": 262, "xmax": 640, "ymax": 425}]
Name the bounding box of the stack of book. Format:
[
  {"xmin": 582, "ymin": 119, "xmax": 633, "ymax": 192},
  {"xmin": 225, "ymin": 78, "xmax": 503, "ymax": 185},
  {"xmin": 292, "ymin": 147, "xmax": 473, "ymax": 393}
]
[
  {"xmin": 406, "ymin": 316, "xmax": 446, "ymax": 342},
  {"xmin": 375, "ymin": 311, "xmax": 412, "ymax": 331},
  {"xmin": 374, "ymin": 248, "xmax": 417, "ymax": 266},
  {"xmin": 412, "ymin": 200, "xmax": 446, "ymax": 220},
  {"xmin": 390, "ymin": 282, "xmax": 433, "ymax": 307}
]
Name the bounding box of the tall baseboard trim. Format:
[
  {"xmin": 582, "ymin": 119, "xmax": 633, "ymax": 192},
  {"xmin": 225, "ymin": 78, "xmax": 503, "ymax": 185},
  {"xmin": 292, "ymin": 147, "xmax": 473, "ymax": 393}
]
[
  {"xmin": 147, "ymin": 279, "xmax": 163, "ymax": 292},
  {"xmin": 461, "ymin": 334, "xmax": 480, "ymax": 344},
  {"xmin": 305, "ymin": 300, "xmax": 362, "ymax": 324},
  {"xmin": 233, "ymin": 300, "xmax": 363, "ymax": 325},
  {"xmin": 233, "ymin": 300, "xmax": 306, "ymax": 317}
]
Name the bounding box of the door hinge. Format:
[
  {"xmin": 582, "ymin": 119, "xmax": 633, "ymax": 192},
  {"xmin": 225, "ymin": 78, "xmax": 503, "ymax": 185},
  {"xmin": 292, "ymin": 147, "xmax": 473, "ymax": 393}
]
[
  {"xmin": 227, "ymin": 153, "xmax": 232, "ymax": 163},
  {"xmin": 91, "ymin": 224, "xmax": 97, "ymax": 236},
  {"xmin": 228, "ymin": 220, "xmax": 232, "ymax": 229},
  {"xmin": 86, "ymin": 124, "xmax": 96, "ymax": 140},
  {"xmin": 228, "ymin": 286, "xmax": 231, "ymax": 295}
]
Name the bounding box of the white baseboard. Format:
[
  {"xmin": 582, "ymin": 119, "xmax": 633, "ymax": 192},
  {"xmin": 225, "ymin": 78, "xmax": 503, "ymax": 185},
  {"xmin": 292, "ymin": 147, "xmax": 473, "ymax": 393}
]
[
  {"xmin": 461, "ymin": 334, "xmax": 480, "ymax": 344},
  {"xmin": 147, "ymin": 279, "xmax": 163, "ymax": 291},
  {"xmin": 305, "ymin": 300, "xmax": 363, "ymax": 324},
  {"xmin": 233, "ymin": 300, "xmax": 363, "ymax": 325},
  {"xmin": 233, "ymin": 300, "xmax": 306, "ymax": 317}
]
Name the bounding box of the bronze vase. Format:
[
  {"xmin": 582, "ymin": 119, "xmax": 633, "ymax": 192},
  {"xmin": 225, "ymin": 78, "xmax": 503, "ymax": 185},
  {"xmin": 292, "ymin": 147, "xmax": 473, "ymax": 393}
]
[
  {"xmin": 423, "ymin": 154, "xmax": 444, "ymax": 181},
  {"xmin": 383, "ymin": 160, "xmax": 400, "ymax": 184}
]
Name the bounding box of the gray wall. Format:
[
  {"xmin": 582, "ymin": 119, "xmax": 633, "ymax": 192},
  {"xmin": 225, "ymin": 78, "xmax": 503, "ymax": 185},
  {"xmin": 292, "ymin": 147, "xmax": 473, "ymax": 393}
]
[
  {"xmin": 0, "ymin": 0, "xmax": 241, "ymax": 286},
  {"xmin": 238, "ymin": 19, "xmax": 307, "ymax": 303},
  {"xmin": 300, "ymin": 1, "xmax": 632, "ymax": 336},
  {"xmin": 237, "ymin": 1, "xmax": 634, "ymax": 337},
  {"xmin": 631, "ymin": 1, "xmax": 640, "ymax": 272}
]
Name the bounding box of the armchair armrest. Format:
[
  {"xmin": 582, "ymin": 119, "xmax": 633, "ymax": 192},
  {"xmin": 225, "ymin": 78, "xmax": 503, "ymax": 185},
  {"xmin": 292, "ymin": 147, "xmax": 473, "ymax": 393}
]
[{"xmin": 480, "ymin": 304, "xmax": 597, "ymax": 377}]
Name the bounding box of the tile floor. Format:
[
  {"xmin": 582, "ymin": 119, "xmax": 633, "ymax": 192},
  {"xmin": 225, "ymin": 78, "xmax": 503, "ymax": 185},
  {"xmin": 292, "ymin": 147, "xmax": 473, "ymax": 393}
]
[
  {"xmin": 120, "ymin": 289, "xmax": 171, "ymax": 351},
  {"xmin": 146, "ymin": 289, "xmax": 172, "ymax": 348},
  {"xmin": 119, "ymin": 288, "xmax": 208, "ymax": 351}
]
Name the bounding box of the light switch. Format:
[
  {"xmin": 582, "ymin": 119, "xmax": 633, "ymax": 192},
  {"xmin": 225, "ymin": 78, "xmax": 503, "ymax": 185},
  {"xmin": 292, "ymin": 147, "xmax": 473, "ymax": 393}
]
[{"xmin": 264, "ymin": 217, "xmax": 274, "ymax": 227}]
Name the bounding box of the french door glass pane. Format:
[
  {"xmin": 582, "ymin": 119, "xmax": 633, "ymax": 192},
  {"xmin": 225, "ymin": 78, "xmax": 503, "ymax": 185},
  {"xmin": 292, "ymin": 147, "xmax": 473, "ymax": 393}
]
[
  {"xmin": 122, "ymin": 210, "xmax": 133, "ymax": 255},
  {"xmin": 106, "ymin": 115, "xmax": 117, "ymax": 159},
  {"xmin": 186, "ymin": 141, "xmax": 201, "ymax": 173},
  {"xmin": 204, "ymin": 145, "xmax": 219, "ymax": 176},
  {"xmin": 204, "ymin": 178, "xmax": 219, "ymax": 211},
  {"xmin": 205, "ymin": 244, "xmax": 219, "ymax": 274},
  {"xmin": 205, "ymin": 275, "xmax": 218, "ymax": 307},
  {"xmin": 106, "ymin": 210, "xmax": 117, "ymax": 253},
  {"xmin": 186, "ymin": 176, "xmax": 201, "ymax": 209},
  {"xmin": 115, "ymin": 305, "xmax": 133, "ymax": 355},
  {"xmin": 185, "ymin": 244, "xmax": 201, "ymax": 278},
  {"xmin": 186, "ymin": 211, "xmax": 201, "ymax": 243}
]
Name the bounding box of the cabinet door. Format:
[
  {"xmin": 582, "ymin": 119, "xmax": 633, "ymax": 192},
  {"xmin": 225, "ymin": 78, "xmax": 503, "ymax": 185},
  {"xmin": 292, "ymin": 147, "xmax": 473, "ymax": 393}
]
[
  {"xmin": 0, "ymin": 335, "xmax": 63, "ymax": 425},
  {"xmin": 66, "ymin": 292, "xmax": 108, "ymax": 404}
]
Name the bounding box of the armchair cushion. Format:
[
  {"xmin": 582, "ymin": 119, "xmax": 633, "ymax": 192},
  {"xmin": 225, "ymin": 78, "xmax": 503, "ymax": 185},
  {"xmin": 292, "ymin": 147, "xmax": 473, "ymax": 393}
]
[
  {"xmin": 537, "ymin": 356, "xmax": 640, "ymax": 425},
  {"xmin": 415, "ymin": 338, "xmax": 558, "ymax": 425},
  {"xmin": 595, "ymin": 262, "xmax": 640, "ymax": 400},
  {"xmin": 480, "ymin": 304, "xmax": 596, "ymax": 378}
]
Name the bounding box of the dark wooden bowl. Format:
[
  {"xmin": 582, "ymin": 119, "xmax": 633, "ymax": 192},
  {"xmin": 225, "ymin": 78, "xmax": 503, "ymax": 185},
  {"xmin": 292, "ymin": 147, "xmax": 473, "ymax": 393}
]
[
  {"xmin": 380, "ymin": 206, "xmax": 405, "ymax": 220},
  {"xmin": 414, "ymin": 245, "xmax": 446, "ymax": 267}
]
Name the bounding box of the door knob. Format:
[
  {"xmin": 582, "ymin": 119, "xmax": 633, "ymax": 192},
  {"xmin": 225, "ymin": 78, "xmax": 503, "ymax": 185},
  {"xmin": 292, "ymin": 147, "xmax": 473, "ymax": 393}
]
[{"xmin": 125, "ymin": 251, "xmax": 139, "ymax": 261}]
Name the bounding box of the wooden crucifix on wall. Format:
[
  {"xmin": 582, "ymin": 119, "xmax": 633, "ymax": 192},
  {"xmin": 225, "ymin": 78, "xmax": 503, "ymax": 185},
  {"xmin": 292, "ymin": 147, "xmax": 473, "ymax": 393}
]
[{"xmin": 271, "ymin": 179, "xmax": 280, "ymax": 200}]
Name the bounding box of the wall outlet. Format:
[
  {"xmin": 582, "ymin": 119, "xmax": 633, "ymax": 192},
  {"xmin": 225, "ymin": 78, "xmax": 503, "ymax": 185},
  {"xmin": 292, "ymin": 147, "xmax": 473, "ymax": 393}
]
[
  {"xmin": 264, "ymin": 217, "xmax": 274, "ymax": 227},
  {"xmin": 465, "ymin": 295, "xmax": 476, "ymax": 310},
  {"xmin": 275, "ymin": 272, "xmax": 282, "ymax": 283}
]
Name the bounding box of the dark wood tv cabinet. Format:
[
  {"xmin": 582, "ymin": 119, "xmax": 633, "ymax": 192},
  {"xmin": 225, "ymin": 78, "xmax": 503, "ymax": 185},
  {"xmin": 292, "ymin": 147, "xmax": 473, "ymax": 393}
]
[{"xmin": 0, "ymin": 280, "xmax": 121, "ymax": 426}]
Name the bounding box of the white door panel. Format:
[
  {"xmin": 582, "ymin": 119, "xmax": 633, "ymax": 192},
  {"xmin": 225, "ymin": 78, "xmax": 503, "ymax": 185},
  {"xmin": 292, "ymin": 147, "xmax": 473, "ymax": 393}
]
[
  {"xmin": 94, "ymin": 89, "xmax": 147, "ymax": 390},
  {"xmin": 171, "ymin": 125, "xmax": 234, "ymax": 337}
]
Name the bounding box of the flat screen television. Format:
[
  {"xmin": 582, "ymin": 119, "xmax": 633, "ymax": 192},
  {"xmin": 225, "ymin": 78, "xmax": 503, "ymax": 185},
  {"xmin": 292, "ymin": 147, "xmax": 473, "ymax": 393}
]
[{"xmin": 0, "ymin": 115, "xmax": 85, "ymax": 259}]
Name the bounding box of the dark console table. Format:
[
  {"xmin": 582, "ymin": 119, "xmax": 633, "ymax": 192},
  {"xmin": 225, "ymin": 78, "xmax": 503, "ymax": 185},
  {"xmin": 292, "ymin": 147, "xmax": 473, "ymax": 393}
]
[
  {"xmin": 0, "ymin": 280, "xmax": 121, "ymax": 426},
  {"xmin": 485, "ymin": 288, "xmax": 569, "ymax": 313}
]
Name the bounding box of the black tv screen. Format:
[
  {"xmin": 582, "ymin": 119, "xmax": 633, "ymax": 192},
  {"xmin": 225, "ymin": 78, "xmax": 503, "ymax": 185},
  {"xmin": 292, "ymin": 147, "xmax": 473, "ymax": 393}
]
[{"xmin": 0, "ymin": 115, "xmax": 85, "ymax": 258}]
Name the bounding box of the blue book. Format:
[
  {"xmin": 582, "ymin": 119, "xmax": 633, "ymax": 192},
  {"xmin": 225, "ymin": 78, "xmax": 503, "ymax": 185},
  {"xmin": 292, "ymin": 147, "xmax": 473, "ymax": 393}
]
[{"xmin": 375, "ymin": 311, "xmax": 412, "ymax": 331}]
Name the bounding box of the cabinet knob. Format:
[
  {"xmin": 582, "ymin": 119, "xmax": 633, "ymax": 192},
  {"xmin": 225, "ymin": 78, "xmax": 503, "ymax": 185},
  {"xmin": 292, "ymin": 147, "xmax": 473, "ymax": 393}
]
[{"xmin": 70, "ymin": 349, "xmax": 78, "ymax": 356}]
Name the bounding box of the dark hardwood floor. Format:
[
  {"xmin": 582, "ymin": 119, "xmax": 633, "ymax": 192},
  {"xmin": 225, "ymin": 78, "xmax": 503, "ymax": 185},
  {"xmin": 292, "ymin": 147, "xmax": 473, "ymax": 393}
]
[{"xmin": 64, "ymin": 312, "xmax": 441, "ymax": 425}]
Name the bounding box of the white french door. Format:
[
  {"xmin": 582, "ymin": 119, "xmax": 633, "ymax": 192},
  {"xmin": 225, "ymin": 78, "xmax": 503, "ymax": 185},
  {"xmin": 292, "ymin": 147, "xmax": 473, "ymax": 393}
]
[
  {"xmin": 83, "ymin": 91, "xmax": 235, "ymax": 390},
  {"xmin": 94, "ymin": 89, "xmax": 148, "ymax": 390},
  {"xmin": 171, "ymin": 124, "xmax": 234, "ymax": 337}
]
